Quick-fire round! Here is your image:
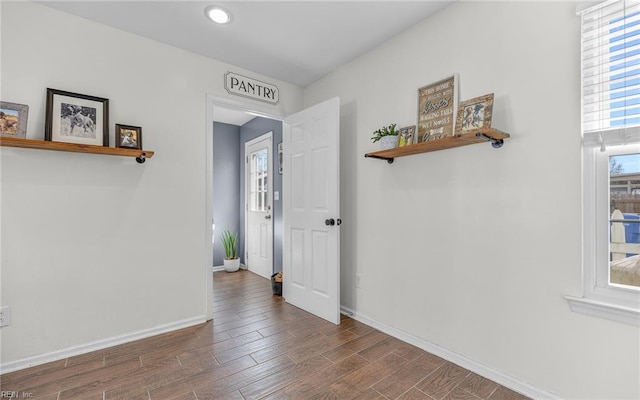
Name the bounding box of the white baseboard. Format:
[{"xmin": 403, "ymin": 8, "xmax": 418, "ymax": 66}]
[
  {"xmin": 339, "ymin": 306, "xmax": 561, "ymax": 400},
  {"xmin": 212, "ymin": 264, "xmax": 247, "ymax": 273},
  {"xmin": 0, "ymin": 316, "xmax": 206, "ymax": 374}
]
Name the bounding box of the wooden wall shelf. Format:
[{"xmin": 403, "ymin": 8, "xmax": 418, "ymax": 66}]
[
  {"xmin": 0, "ymin": 137, "xmax": 155, "ymax": 163},
  {"xmin": 364, "ymin": 128, "xmax": 510, "ymax": 164}
]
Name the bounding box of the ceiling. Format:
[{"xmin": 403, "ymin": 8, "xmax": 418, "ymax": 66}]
[{"xmin": 39, "ymin": 1, "xmax": 454, "ymax": 125}]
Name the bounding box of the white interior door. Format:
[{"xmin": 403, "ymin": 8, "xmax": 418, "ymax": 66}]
[
  {"xmin": 246, "ymin": 133, "xmax": 273, "ymax": 279},
  {"xmin": 283, "ymin": 97, "xmax": 340, "ymax": 325}
]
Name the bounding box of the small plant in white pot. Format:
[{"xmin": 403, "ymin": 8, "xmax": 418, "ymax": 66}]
[
  {"xmin": 371, "ymin": 123, "xmax": 399, "ymax": 150},
  {"xmin": 221, "ymin": 228, "xmax": 240, "ymax": 272}
]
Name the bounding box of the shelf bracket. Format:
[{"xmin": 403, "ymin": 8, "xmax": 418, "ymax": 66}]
[
  {"xmin": 136, "ymin": 153, "xmax": 147, "ymax": 164},
  {"xmin": 364, "ymin": 154, "xmax": 394, "ymax": 164},
  {"xmin": 475, "ymin": 132, "xmax": 504, "ymax": 149}
]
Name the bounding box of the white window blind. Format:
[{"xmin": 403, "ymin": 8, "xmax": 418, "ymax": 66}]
[{"xmin": 582, "ymin": 0, "xmax": 640, "ymax": 146}]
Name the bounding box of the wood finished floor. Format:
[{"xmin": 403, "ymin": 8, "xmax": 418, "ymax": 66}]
[{"xmin": 1, "ymin": 270, "xmax": 531, "ymax": 400}]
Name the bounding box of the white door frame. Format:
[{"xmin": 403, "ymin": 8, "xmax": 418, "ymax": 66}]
[
  {"xmin": 205, "ymin": 94, "xmax": 284, "ymax": 320},
  {"xmin": 245, "ymin": 131, "xmax": 274, "ymax": 279}
]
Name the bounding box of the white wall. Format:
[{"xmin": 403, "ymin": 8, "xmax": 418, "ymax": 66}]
[
  {"xmin": 305, "ymin": 2, "xmax": 639, "ymax": 399},
  {"xmin": 0, "ymin": 2, "xmax": 302, "ymax": 367}
]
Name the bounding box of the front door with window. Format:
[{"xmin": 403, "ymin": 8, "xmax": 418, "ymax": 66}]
[{"xmin": 246, "ymin": 133, "xmax": 274, "ymax": 279}]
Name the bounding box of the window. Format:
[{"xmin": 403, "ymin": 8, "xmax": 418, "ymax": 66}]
[
  {"xmin": 566, "ymin": 0, "xmax": 640, "ymax": 325},
  {"xmin": 250, "ymin": 148, "xmax": 268, "ymax": 212}
]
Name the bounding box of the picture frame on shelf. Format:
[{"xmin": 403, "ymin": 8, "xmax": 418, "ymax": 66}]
[
  {"xmin": 455, "ymin": 93, "xmax": 494, "ymax": 134},
  {"xmin": 0, "ymin": 101, "xmax": 29, "ymax": 139},
  {"xmin": 115, "ymin": 124, "xmax": 142, "ymax": 150},
  {"xmin": 45, "ymin": 88, "xmax": 109, "ymax": 146},
  {"xmin": 397, "ymin": 125, "xmax": 416, "ymax": 147},
  {"xmin": 417, "ymin": 74, "xmax": 458, "ymax": 143}
]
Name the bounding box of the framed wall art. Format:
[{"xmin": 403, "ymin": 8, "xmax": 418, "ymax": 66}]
[
  {"xmin": 397, "ymin": 125, "xmax": 416, "ymax": 147},
  {"xmin": 45, "ymin": 88, "xmax": 109, "ymax": 146},
  {"xmin": 417, "ymin": 74, "xmax": 458, "ymax": 143},
  {"xmin": 455, "ymin": 93, "xmax": 494, "ymax": 133},
  {"xmin": 0, "ymin": 101, "xmax": 29, "ymax": 139},
  {"xmin": 278, "ymin": 142, "xmax": 283, "ymax": 174},
  {"xmin": 115, "ymin": 124, "xmax": 142, "ymax": 150}
]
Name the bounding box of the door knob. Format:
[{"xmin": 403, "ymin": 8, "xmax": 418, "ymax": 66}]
[
  {"xmin": 325, "ymin": 218, "xmax": 335, "ymax": 226},
  {"xmin": 265, "ymin": 215, "xmax": 272, "ymax": 220}
]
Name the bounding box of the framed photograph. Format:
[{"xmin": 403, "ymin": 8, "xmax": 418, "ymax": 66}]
[
  {"xmin": 0, "ymin": 101, "xmax": 29, "ymax": 139},
  {"xmin": 45, "ymin": 88, "xmax": 109, "ymax": 146},
  {"xmin": 455, "ymin": 93, "xmax": 495, "ymax": 134},
  {"xmin": 277, "ymin": 142, "xmax": 283, "ymax": 174},
  {"xmin": 115, "ymin": 124, "xmax": 142, "ymax": 150},
  {"xmin": 397, "ymin": 125, "xmax": 416, "ymax": 147},
  {"xmin": 417, "ymin": 74, "xmax": 458, "ymax": 143}
]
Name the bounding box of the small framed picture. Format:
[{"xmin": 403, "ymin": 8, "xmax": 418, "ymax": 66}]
[
  {"xmin": 0, "ymin": 101, "xmax": 29, "ymax": 139},
  {"xmin": 45, "ymin": 88, "xmax": 109, "ymax": 146},
  {"xmin": 397, "ymin": 125, "xmax": 416, "ymax": 147},
  {"xmin": 455, "ymin": 93, "xmax": 494, "ymax": 134},
  {"xmin": 115, "ymin": 124, "xmax": 142, "ymax": 150}
]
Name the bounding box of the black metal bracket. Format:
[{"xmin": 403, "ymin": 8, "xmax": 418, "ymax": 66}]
[
  {"xmin": 364, "ymin": 154, "xmax": 394, "ymax": 164},
  {"xmin": 136, "ymin": 153, "xmax": 147, "ymax": 164},
  {"xmin": 475, "ymin": 132, "xmax": 504, "ymax": 149}
]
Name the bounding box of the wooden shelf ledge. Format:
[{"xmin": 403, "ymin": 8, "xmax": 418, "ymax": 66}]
[
  {"xmin": 0, "ymin": 137, "xmax": 155, "ymax": 163},
  {"xmin": 364, "ymin": 127, "xmax": 510, "ymax": 163}
]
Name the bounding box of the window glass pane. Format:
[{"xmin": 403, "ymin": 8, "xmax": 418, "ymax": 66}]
[
  {"xmin": 609, "ymin": 153, "xmax": 640, "ymax": 289},
  {"xmin": 250, "ymin": 148, "xmax": 268, "ymax": 212}
]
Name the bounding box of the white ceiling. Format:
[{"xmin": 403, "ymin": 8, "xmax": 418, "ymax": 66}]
[{"xmin": 39, "ymin": 1, "xmax": 454, "ymax": 125}]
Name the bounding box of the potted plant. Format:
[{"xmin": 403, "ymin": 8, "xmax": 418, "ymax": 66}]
[
  {"xmin": 221, "ymin": 228, "xmax": 240, "ymax": 272},
  {"xmin": 371, "ymin": 123, "xmax": 399, "ymax": 150}
]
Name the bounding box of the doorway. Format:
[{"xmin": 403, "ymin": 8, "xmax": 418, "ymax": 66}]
[
  {"xmin": 208, "ymin": 97, "xmax": 285, "ymax": 322},
  {"xmin": 206, "ymin": 95, "xmax": 341, "ymax": 325}
]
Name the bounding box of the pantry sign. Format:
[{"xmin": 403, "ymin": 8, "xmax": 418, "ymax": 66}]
[{"xmin": 224, "ymin": 72, "xmax": 279, "ymax": 105}]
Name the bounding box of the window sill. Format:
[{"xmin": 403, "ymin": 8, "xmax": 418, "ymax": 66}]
[{"xmin": 565, "ymin": 295, "xmax": 640, "ymax": 326}]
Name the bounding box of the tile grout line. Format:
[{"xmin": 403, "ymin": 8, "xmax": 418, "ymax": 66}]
[
  {"xmin": 440, "ymin": 371, "xmax": 473, "ymax": 400},
  {"xmin": 459, "ymin": 383, "xmax": 492, "ymax": 400},
  {"xmin": 485, "ymin": 385, "xmax": 499, "ymax": 400}
]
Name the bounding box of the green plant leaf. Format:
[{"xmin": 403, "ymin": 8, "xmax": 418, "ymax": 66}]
[{"xmin": 221, "ymin": 228, "xmax": 238, "ymax": 259}]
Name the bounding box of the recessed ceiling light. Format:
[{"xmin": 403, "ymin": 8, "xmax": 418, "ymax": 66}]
[{"xmin": 205, "ymin": 6, "xmax": 231, "ymax": 24}]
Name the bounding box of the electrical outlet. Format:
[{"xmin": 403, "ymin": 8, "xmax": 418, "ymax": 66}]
[{"xmin": 0, "ymin": 306, "xmax": 10, "ymax": 327}]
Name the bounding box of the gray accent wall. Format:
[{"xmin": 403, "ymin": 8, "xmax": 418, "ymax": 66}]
[
  {"xmin": 213, "ymin": 122, "xmax": 241, "ymax": 266},
  {"xmin": 240, "ymin": 117, "xmax": 284, "ymax": 274}
]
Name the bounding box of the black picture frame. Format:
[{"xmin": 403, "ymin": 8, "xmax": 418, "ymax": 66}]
[
  {"xmin": 115, "ymin": 124, "xmax": 142, "ymax": 150},
  {"xmin": 45, "ymin": 88, "xmax": 109, "ymax": 146}
]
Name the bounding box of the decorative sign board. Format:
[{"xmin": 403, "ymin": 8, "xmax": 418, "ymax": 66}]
[
  {"xmin": 224, "ymin": 72, "xmax": 279, "ymax": 105},
  {"xmin": 417, "ymin": 75, "xmax": 458, "ymax": 143}
]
